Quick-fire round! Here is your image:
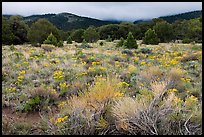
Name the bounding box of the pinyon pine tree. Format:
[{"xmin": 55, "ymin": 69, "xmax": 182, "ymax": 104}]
[
  {"xmin": 124, "ymin": 32, "xmax": 138, "ymax": 49},
  {"xmin": 43, "ymin": 33, "xmax": 58, "ymax": 46},
  {"xmin": 143, "ymin": 28, "xmax": 160, "ymax": 45}
]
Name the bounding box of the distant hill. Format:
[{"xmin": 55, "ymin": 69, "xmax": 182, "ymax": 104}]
[
  {"xmin": 134, "ymin": 10, "xmax": 202, "ymax": 24},
  {"xmin": 22, "ymin": 12, "xmax": 120, "ymax": 31},
  {"xmin": 159, "ymin": 10, "xmax": 202, "ymax": 23}
]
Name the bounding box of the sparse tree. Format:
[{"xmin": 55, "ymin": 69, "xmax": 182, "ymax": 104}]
[
  {"xmin": 83, "ymin": 26, "xmax": 99, "ymax": 43},
  {"xmin": 28, "ymin": 19, "xmax": 60, "ymax": 45},
  {"xmin": 143, "ymin": 28, "xmax": 160, "ymax": 45},
  {"xmin": 124, "ymin": 32, "xmax": 138, "ymax": 49},
  {"xmin": 43, "ymin": 33, "xmax": 58, "ymax": 46},
  {"xmin": 71, "ymin": 29, "xmax": 84, "ymax": 43}
]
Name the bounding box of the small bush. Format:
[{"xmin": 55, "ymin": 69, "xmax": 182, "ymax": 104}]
[
  {"xmin": 121, "ymin": 49, "xmax": 134, "ymax": 56},
  {"xmin": 67, "ymin": 36, "xmax": 72, "ymax": 44},
  {"xmin": 80, "ymin": 40, "xmax": 93, "ymax": 48},
  {"xmin": 123, "ymin": 32, "xmax": 138, "ymax": 49},
  {"xmin": 117, "ymin": 37, "xmax": 124, "ymax": 47},
  {"xmin": 99, "ymin": 41, "xmax": 104, "ymax": 46},
  {"xmin": 21, "ymin": 86, "xmax": 59, "ymax": 112},
  {"xmin": 139, "ymin": 47, "xmax": 152, "ymax": 54},
  {"xmin": 41, "ymin": 44, "xmax": 55, "ymax": 52},
  {"xmin": 43, "ymin": 33, "xmax": 58, "ymax": 46},
  {"xmin": 57, "ymin": 40, "xmax": 64, "ymax": 47},
  {"xmin": 143, "ymin": 28, "xmax": 160, "ymax": 45},
  {"xmin": 106, "ymin": 35, "xmax": 112, "ymax": 42},
  {"xmin": 182, "ymin": 38, "xmax": 191, "ymax": 44},
  {"xmin": 180, "ymin": 53, "xmax": 201, "ymax": 62}
]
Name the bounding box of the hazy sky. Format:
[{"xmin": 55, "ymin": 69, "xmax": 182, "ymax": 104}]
[{"xmin": 2, "ymin": 2, "xmax": 202, "ymax": 21}]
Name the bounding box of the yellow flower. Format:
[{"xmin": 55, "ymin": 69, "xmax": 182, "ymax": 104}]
[
  {"xmin": 117, "ymin": 82, "xmax": 130, "ymax": 88},
  {"xmin": 189, "ymin": 95, "xmax": 198, "ymax": 102},
  {"xmin": 167, "ymin": 88, "xmax": 178, "ymax": 93},
  {"xmin": 55, "ymin": 116, "xmax": 68, "ymax": 124},
  {"xmin": 99, "ymin": 67, "xmax": 107, "ymax": 72},
  {"xmin": 23, "ymin": 61, "xmax": 29, "ymax": 65},
  {"xmin": 185, "ymin": 95, "xmax": 198, "ymax": 109},
  {"xmin": 60, "ymin": 82, "xmax": 69, "ymax": 88},
  {"xmin": 114, "ymin": 92, "xmax": 124, "ymax": 97},
  {"xmin": 76, "ymin": 72, "xmax": 87, "ymax": 77},
  {"xmin": 133, "ymin": 57, "xmax": 139, "ymax": 63},
  {"xmin": 53, "ymin": 70, "xmax": 64, "ymax": 80},
  {"xmin": 58, "ymin": 101, "xmax": 66, "ymax": 108},
  {"xmin": 82, "ymin": 62, "xmax": 87, "ymax": 65},
  {"xmin": 16, "ymin": 64, "xmax": 21, "ymax": 68},
  {"xmin": 128, "ymin": 65, "xmax": 136, "ymax": 73},
  {"xmin": 173, "ymin": 96, "xmax": 182, "ymax": 104},
  {"xmin": 17, "ymin": 75, "xmax": 24, "ymax": 80},
  {"xmin": 92, "ymin": 61, "xmax": 101, "ymax": 66},
  {"xmin": 7, "ymin": 87, "xmax": 16, "ymax": 92},
  {"xmin": 181, "ymin": 78, "xmax": 191, "ymax": 83},
  {"xmin": 19, "ymin": 70, "xmax": 26, "ymax": 75},
  {"xmin": 88, "ymin": 67, "xmax": 95, "ymax": 72},
  {"xmin": 50, "ymin": 89, "xmax": 57, "ymax": 94},
  {"xmin": 140, "ymin": 61, "xmax": 146, "ymax": 65},
  {"xmin": 169, "ymin": 59, "xmax": 179, "ymax": 65}
]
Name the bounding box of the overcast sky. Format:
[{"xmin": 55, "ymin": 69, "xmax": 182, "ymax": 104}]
[{"xmin": 2, "ymin": 2, "xmax": 202, "ymax": 21}]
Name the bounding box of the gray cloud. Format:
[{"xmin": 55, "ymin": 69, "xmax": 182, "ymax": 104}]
[{"xmin": 2, "ymin": 2, "xmax": 202, "ymax": 21}]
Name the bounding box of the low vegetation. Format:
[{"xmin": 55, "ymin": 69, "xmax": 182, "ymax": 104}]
[{"xmin": 2, "ymin": 40, "xmax": 202, "ymax": 135}]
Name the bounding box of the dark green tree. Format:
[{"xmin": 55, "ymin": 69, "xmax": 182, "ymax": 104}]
[
  {"xmin": 123, "ymin": 32, "xmax": 138, "ymax": 49},
  {"xmin": 2, "ymin": 17, "xmax": 15, "ymax": 45},
  {"xmin": 143, "ymin": 28, "xmax": 160, "ymax": 45},
  {"xmin": 83, "ymin": 26, "xmax": 100, "ymax": 43},
  {"xmin": 153, "ymin": 21, "xmax": 174, "ymax": 42},
  {"xmin": 71, "ymin": 29, "xmax": 84, "ymax": 43},
  {"xmin": 28, "ymin": 19, "xmax": 60, "ymax": 45},
  {"xmin": 43, "ymin": 33, "xmax": 58, "ymax": 46},
  {"xmin": 117, "ymin": 37, "xmax": 125, "ymax": 47},
  {"xmin": 9, "ymin": 16, "xmax": 29, "ymax": 44},
  {"xmin": 67, "ymin": 36, "xmax": 72, "ymax": 44}
]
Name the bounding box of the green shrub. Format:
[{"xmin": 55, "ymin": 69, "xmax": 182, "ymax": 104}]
[
  {"xmin": 99, "ymin": 41, "xmax": 104, "ymax": 46},
  {"xmin": 123, "ymin": 32, "xmax": 138, "ymax": 49},
  {"xmin": 143, "ymin": 29, "xmax": 160, "ymax": 45},
  {"xmin": 67, "ymin": 36, "xmax": 72, "ymax": 44},
  {"xmin": 117, "ymin": 37, "xmax": 125, "ymax": 47},
  {"xmin": 57, "ymin": 40, "xmax": 64, "ymax": 47},
  {"xmin": 121, "ymin": 49, "xmax": 134, "ymax": 56},
  {"xmin": 43, "ymin": 33, "xmax": 58, "ymax": 46},
  {"xmin": 20, "ymin": 87, "xmax": 59, "ymax": 112},
  {"xmin": 182, "ymin": 38, "xmax": 191, "ymax": 43},
  {"xmin": 80, "ymin": 40, "xmax": 93, "ymax": 48},
  {"xmin": 106, "ymin": 35, "xmax": 112, "ymax": 42},
  {"xmin": 139, "ymin": 48, "xmax": 152, "ymax": 54}
]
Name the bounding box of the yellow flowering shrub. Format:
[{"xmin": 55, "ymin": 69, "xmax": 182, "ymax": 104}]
[
  {"xmin": 167, "ymin": 88, "xmax": 178, "ymax": 93},
  {"xmin": 140, "ymin": 61, "xmax": 146, "ymax": 65},
  {"xmin": 127, "ymin": 64, "xmax": 136, "ymax": 74},
  {"xmin": 117, "ymin": 82, "xmax": 130, "ymax": 88},
  {"xmin": 53, "ymin": 70, "xmax": 64, "ymax": 80},
  {"xmin": 55, "ymin": 116, "xmax": 68, "ymax": 124},
  {"xmin": 19, "ymin": 70, "xmax": 26, "ymax": 75},
  {"xmin": 184, "ymin": 95, "xmax": 198, "ymax": 110}
]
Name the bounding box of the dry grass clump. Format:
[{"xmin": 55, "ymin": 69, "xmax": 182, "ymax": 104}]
[
  {"xmin": 140, "ymin": 66, "xmax": 163, "ymax": 82},
  {"xmin": 166, "ymin": 67, "xmax": 185, "ymax": 90},
  {"xmin": 49, "ymin": 76, "xmax": 124, "ymax": 135},
  {"xmin": 28, "ymin": 86, "xmax": 59, "ymax": 101},
  {"xmin": 180, "ymin": 52, "xmax": 201, "ymax": 62},
  {"xmin": 41, "ymin": 44, "xmax": 55, "ymax": 52}
]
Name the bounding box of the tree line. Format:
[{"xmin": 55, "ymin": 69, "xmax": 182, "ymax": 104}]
[{"xmin": 2, "ymin": 15, "xmax": 202, "ymax": 46}]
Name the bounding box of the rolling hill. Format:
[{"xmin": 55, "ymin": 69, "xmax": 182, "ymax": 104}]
[
  {"xmin": 134, "ymin": 10, "xmax": 202, "ymax": 24},
  {"xmin": 22, "ymin": 12, "xmax": 120, "ymax": 31}
]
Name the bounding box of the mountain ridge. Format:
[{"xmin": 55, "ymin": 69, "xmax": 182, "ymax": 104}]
[{"xmin": 3, "ymin": 10, "xmax": 202, "ymax": 31}]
